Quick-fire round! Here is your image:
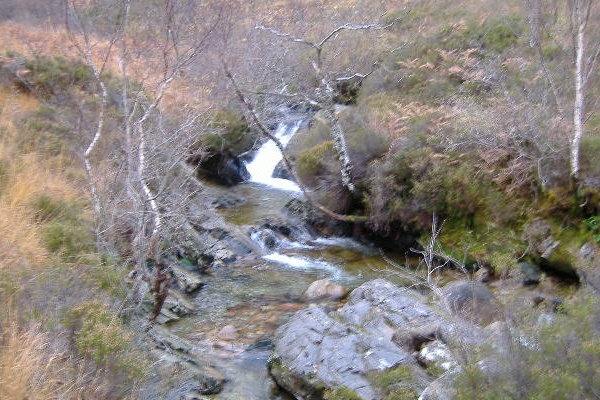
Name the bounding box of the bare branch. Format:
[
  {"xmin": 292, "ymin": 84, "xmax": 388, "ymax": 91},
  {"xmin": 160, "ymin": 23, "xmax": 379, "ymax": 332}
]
[{"xmin": 223, "ymin": 62, "xmax": 368, "ymax": 223}]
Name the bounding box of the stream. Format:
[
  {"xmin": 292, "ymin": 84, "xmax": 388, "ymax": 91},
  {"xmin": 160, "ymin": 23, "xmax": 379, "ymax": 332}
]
[{"xmin": 168, "ymin": 114, "xmax": 417, "ymax": 399}]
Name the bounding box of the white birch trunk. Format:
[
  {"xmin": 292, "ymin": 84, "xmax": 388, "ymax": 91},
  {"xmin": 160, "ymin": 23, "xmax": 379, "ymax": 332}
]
[
  {"xmin": 323, "ymin": 107, "xmax": 356, "ymax": 193},
  {"xmin": 571, "ymin": 0, "xmax": 586, "ymax": 181},
  {"xmin": 84, "ymin": 76, "xmax": 107, "ymax": 250}
]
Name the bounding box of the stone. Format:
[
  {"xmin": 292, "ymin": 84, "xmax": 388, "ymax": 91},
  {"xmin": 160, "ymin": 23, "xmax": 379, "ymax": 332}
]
[
  {"xmin": 171, "ymin": 264, "xmax": 204, "ymax": 294},
  {"xmin": 418, "ymin": 370, "xmax": 457, "ymax": 400},
  {"xmin": 417, "ymin": 341, "xmax": 456, "ymax": 372},
  {"xmin": 163, "ymin": 290, "xmax": 196, "ymax": 317},
  {"xmin": 194, "ymin": 151, "xmax": 250, "ymax": 186},
  {"xmin": 272, "ymin": 159, "xmax": 293, "ymax": 180},
  {"xmin": 212, "ymin": 193, "xmax": 245, "ymax": 209},
  {"xmin": 270, "ymin": 280, "xmax": 441, "ymax": 399},
  {"xmin": 440, "ymin": 280, "xmax": 499, "ymax": 325},
  {"xmin": 578, "ymin": 241, "xmax": 600, "ymax": 288},
  {"xmin": 217, "ymin": 325, "xmax": 238, "ymax": 341},
  {"xmin": 518, "ymin": 261, "xmax": 541, "ymax": 286},
  {"xmin": 302, "ymin": 279, "xmax": 348, "ymax": 302}
]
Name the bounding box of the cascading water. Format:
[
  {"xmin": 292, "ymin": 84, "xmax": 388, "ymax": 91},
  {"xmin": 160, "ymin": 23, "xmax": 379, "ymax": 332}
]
[{"xmin": 245, "ymin": 119, "xmax": 302, "ymax": 192}]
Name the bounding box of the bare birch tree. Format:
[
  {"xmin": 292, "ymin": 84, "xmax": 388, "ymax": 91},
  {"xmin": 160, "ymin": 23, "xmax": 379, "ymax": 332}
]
[
  {"xmin": 253, "ymin": 20, "xmax": 398, "ymax": 193},
  {"xmin": 528, "ymin": 0, "xmax": 600, "ymax": 185},
  {"xmin": 64, "ymin": 0, "xmax": 221, "ymax": 318},
  {"xmin": 63, "ymin": 0, "xmax": 128, "ymax": 254}
]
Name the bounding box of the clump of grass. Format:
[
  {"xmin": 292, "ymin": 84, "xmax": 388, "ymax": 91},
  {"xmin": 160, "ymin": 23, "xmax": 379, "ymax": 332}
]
[
  {"xmin": 0, "ymin": 319, "xmax": 107, "ymax": 400},
  {"xmin": 65, "ymin": 301, "xmax": 144, "ymax": 378}
]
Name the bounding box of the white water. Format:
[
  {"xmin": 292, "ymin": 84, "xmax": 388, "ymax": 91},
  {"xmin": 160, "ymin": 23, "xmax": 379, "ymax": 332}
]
[
  {"xmin": 263, "ymin": 253, "xmax": 345, "ymax": 280},
  {"xmin": 245, "ymin": 120, "xmax": 302, "ymax": 191}
]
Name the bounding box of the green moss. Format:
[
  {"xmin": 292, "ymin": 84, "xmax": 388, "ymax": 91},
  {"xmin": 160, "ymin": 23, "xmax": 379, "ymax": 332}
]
[
  {"xmin": 323, "ymin": 387, "xmax": 362, "ymax": 400},
  {"xmin": 196, "ymin": 109, "xmax": 254, "ymax": 155},
  {"xmin": 542, "ymin": 45, "xmax": 561, "ymax": 60},
  {"xmin": 367, "ymin": 366, "xmax": 419, "ymax": 400},
  {"xmin": 296, "ymin": 141, "xmax": 334, "ymax": 181}
]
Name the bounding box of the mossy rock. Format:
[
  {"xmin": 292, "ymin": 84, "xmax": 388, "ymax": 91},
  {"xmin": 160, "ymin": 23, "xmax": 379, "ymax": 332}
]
[
  {"xmin": 194, "ymin": 109, "xmax": 255, "ymax": 156},
  {"xmin": 324, "ymin": 387, "xmax": 362, "ymax": 400}
]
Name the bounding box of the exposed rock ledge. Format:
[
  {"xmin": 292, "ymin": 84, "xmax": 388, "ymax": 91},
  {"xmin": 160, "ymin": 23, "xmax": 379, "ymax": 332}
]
[{"xmin": 269, "ymin": 279, "xmax": 449, "ymax": 400}]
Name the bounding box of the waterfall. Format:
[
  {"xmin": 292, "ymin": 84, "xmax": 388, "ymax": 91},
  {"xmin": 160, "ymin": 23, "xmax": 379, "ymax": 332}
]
[{"xmin": 245, "ymin": 119, "xmax": 302, "ymax": 191}]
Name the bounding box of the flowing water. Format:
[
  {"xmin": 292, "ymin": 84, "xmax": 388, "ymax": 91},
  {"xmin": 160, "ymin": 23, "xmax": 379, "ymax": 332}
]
[
  {"xmin": 245, "ymin": 119, "xmax": 303, "ymax": 192},
  {"xmin": 170, "ymin": 116, "xmax": 417, "ymax": 399}
]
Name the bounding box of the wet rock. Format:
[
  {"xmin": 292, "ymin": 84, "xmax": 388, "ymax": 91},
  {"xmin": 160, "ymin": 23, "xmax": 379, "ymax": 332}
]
[
  {"xmin": 284, "ymin": 198, "xmax": 352, "ymax": 237},
  {"xmin": 172, "ymin": 264, "xmax": 204, "ymax": 294},
  {"xmin": 578, "ymin": 241, "xmax": 600, "ymax": 289},
  {"xmin": 212, "ymin": 193, "xmax": 245, "ymax": 209},
  {"xmin": 270, "ymin": 280, "xmax": 441, "ymax": 399},
  {"xmin": 194, "ymin": 151, "xmax": 250, "ymax": 186},
  {"xmin": 440, "ymin": 280, "xmax": 499, "ymax": 325},
  {"xmin": 217, "ymin": 325, "xmax": 238, "ymax": 341},
  {"xmin": 150, "ymin": 328, "xmax": 227, "ymax": 397},
  {"xmin": 518, "ymin": 261, "xmax": 542, "ymax": 286},
  {"xmin": 272, "ymin": 159, "xmax": 293, "ymax": 180},
  {"xmin": 257, "ymin": 215, "xmax": 314, "ymax": 243},
  {"xmin": 302, "ymin": 279, "xmax": 348, "ymax": 302}
]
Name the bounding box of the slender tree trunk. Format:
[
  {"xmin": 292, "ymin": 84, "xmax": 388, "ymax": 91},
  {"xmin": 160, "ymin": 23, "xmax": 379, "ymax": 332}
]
[
  {"xmin": 572, "ymin": 0, "xmax": 586, "ymax": 183},
  {"xmin": 84, "ymin": 78, "xmax": 107, "ymax": 251},
  {"xmin": 323, "ymin": 107, "xmax": 356, "ymax": 193}
]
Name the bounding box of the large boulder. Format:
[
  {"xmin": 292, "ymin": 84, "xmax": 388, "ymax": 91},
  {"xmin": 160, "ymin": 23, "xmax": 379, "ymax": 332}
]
[
  {"xmin": 523, "ymin": 219, "xmax": 578, "ymax": 279},
  {"xmin": 440, "ymin": 280, "xmax": 500, "ymax": 325},
  {"xmin": 270, "ymin": 279, "xmax": 447, "ymax": 400},
  {"xmin": 194, "ymin": 151, "xmax": 250, "ymax": 186}
]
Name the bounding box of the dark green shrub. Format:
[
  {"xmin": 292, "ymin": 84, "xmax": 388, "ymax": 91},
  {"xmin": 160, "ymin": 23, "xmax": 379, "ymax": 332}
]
[
  {"xmin": 65, "ymin": 301, "xmax": 143, "ymax": 377},
  {"xmin": 41, "ymin": 220, "xmax": 94, "ymax": 259},
  {"xmin": 29, "ymin": 194, "xmax": 76, "ymax": 223},
  {"xmin": 455, "ymin": 294, "xmax": 600, "ymax": 400},
  {"xmin": 24, "ymin": 56, "xmax": 94, "ymax": 97}
]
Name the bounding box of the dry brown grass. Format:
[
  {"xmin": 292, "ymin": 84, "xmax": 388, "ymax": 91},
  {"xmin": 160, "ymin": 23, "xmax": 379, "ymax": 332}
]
[
  {"xmin": 0, "ymin": 90, "xmax": 83, "ymax": 269},
  {"xmin": 0, "ymin": 314, "xmax": 110, "ymax": 400},
  {"xmin": 0, "ymin": 21, "xmax": 201, "ymax": 110}
]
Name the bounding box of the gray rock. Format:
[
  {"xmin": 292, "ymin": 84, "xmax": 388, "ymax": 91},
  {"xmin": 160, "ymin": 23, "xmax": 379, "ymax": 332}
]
[
  {"xmin": 440, "ymin": 280, "xmax": 499, "ymax": 325},
  {"xmin": 211, "ymin": 193, "xmax": 245, "ymax": 209},
  {"xmin": 151, "ymin": 327, "xmax": 227, "ymax": 397},
  {"xmin": 418, "ymin": 341, "xmax": 456, "ymax": 372},
  {"xmin": 272, "ymin": 159, "xmax": 293, "ymax": 180},
  {"xmin": 418, "ymin": 370, "xmax": 457, "ymax": 400},
  {"xmin": 578, "ymin": 241, "xmax": 600, "ymax": 289},
  {"xmin": 172, "ymin": 264, "xmax": 204, "ymax": 294},
  {"xmin": 163, "ymin": 290, "xmax": 196, "ymax": 317},
  {"xmin": 518, "ymin": 262, "xmax": 541, "ymax": 286},
  {"xmin": 270, "ymin": 279, "xmax": 439, "ymax": 399}
]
